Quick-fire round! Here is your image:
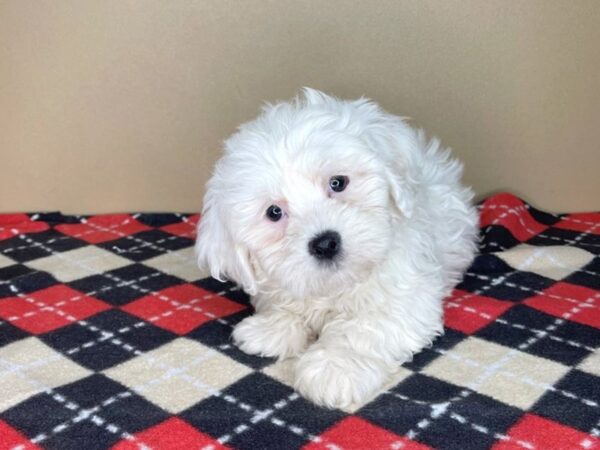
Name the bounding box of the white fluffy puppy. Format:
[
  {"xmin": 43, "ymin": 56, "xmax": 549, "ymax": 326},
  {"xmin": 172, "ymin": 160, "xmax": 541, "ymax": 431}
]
[{"xmin": 196, "ymin": 88, "xmax": 478, "ymax": 408}]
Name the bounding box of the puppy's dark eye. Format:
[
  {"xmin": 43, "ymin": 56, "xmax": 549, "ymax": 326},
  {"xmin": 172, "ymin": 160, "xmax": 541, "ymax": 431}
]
[
  {"xmin": 329, "ymin": 175, "xmax": 349, "ymax": 192},
  {"xmin": 266, "ymin": 205, "xmax": 283, "ymax": 221}
]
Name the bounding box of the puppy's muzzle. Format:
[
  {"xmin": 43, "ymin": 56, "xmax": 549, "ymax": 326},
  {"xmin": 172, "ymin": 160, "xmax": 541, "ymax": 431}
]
[{"xmin": 308, "ymin": 230, "xmax": 341, "ymax": 261}]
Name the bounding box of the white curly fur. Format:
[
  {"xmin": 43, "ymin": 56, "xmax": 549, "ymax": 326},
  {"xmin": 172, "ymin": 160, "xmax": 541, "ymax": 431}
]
[{"xmin": 196, "ymin": 88, "xmax": 479, "ymax": 408}]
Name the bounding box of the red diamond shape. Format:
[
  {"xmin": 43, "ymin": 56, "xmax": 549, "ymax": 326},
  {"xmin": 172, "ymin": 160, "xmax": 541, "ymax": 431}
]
[
  {"xmin": 111, "ymin": 417, "xmax": 229, "ymax": 450},
  {"xmin": 55, "ymin": 214, "xmax": 151, "ymax": 244},
  {"xmin": 0, "ymin": 285, "xmax": 111, "ymax": 334},
  {"xmin": 444, "ymin": 289, "xmax": 513, "ymax": 334},
  {"xmin": 0, "ymin": 419, "xmax": 42, "ymax": 449},
  {"xmin": 0, "ymin": 214, "xmax": 49, "ymax": 241},
  {"xmin": 303, "ymin": 417, "xmax": 431, "ymax": 450},
  {"xmin": 479, "ymin": 193, "xmax": 548, "ymax": 242},
  {"xmin": 554, "ymin": 212, "xmax": 600, "ymax": 235},
  {"xmin": 480, "ymin": 193, "xmax": 521, "ymax": 226},
  {"xmin": 160, "ymin": 214, "xmax": 199, "ymax": 239},
  {"xmin": 122, "ymin": 284, "xmax": 246, "ymax": 334},
  {"xmin": 524, "ymin": 282, "xmax": 600, "ymax": 329},
  {"xmin": 492, "ymin": 414, "xmax": 599, "ymax": 450}
]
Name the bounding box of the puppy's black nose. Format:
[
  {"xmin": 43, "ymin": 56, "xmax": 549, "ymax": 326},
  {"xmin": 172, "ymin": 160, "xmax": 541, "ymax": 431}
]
[{"xmin": 308, "ymin": 230, "xmax": 341, "ymax": 261}]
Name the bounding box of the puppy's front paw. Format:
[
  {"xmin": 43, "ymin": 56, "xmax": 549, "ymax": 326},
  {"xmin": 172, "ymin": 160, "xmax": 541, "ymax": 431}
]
[
  {"xmin": 232, "ymin": 314, "xmax": 309, "ymax": 359},
  {"xmin": 294, "ymin": 345, "xmax": 390, "ymax": 409}
]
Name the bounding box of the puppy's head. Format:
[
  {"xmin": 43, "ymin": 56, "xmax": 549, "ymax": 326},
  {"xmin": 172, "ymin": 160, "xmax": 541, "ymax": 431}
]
[{"xmin": 196, "ymin": 88, "xmax": 416, "ymax": 298}]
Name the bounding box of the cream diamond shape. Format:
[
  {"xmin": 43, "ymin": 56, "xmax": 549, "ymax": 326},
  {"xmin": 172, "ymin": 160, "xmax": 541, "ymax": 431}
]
[
  {"xmin": 0, "ymin": 337, "xmax": 91, "ymax": 412},
  {"xmin": 104, "ymin": 338, "xmax": 252, "ymax": 413},
  {"xmin": 423, "ymin": 337, "xmax": 569, "ymax": 409},
  {"xmin": 262, "ymin": 357, "xmax": 413, "ymax": 413},
  {"xmin": 26, "ymin": 246, "xmax": 131, "ymax": 282},
  {"xmin": 578, "ymin": 349, "xmax": 600, "ymax": 376},
  {"xmin": 0, "ymin": 253, "xmax": 16, "ymax": 269},
  {"xmin": 143, "ymin": 247, "xmax": 208, "ymax": 281},
  {"xmin": 497, "ymin": 244, "xmax": 594, "ymax": 280}
]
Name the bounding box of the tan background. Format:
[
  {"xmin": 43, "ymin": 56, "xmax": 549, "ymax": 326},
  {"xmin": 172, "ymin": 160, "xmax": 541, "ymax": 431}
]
[{"xmin": 1, "ymin": 0, "xmax": 599, "ymax": 214}]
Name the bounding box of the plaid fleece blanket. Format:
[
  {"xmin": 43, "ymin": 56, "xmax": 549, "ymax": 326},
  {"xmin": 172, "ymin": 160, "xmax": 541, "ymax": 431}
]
[{"xmin": 0, "ymin": 193, "xmax": 598, "ymax": 450}]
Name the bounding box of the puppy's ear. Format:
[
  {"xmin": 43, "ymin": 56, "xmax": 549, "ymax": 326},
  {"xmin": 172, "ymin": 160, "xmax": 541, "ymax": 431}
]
[
  {"xmin": 195, "ymin": 185, "xmax": 258, "ymax": 295},
  {"xmin": 384, "ymin": 166, "xmax": 416, "ymax": 219},
  {"xmin": 353, "ymin": 98, "xmax": 417, "ymax": 219}
]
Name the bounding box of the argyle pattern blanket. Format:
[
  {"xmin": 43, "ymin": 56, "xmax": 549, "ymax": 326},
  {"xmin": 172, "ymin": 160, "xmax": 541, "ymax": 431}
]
[{"xmin": 0, "ymin": 193, "xmax": 599, "ymax": 450}]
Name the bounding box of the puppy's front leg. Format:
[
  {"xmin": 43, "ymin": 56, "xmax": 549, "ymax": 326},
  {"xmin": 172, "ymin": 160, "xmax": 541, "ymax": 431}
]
[
  {"xmin": 232, "ymin": 311, "xmax": 310, "ymax": 359},
  {"xmin": 294, "ymin": 316, "xmax": 401, "ymax": 409}
]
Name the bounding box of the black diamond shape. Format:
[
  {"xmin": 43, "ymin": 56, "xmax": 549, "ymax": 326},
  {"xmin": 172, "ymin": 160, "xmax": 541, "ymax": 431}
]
[
  {"xmin": 477, "ymin": 305, "xmax": 600, "ymax": 366},
  {"xmin": 226, "ymin": 420, "xmax": 310, "ymax": 450},
  {"xmin": 469, "ymin": 253, "xmax": 516, "ymax": 274},
  {"xmin": 0, "ymin": 230, "xmax": 87, "ymax": 263},
  {"xmin": 0, "ymin": 264, "xmax": 39, "ymax": 297},
  {"xmin": 97, "ymin": 230, "xmax": 193, "ymax": 262},
  {"xmin": 182, "ymin": 373, "xmax": 343, "ymax": 450},
  {"xmin": 28, "ymin": 212, "xmax": 83, "ymax": 224},
  {"xmin": 392, "ymin": 372, "xmax": 464, "ymax": 403},
  {"xmin": 41, "ymin": 309, "xmax": 177, "ymax": 371},
  {"xmin": 134, "ymin": 213, "xmax": 189, "ymax": 228},
  {"xmin": 528, "ymin": 227, "xmax": 600, "ymax": 255},
  {"xmin": 181, "ymin": 394, "xmax": 252, "ymax": 443},
  {"xmin": 0, "ymin": 271, "xmax": 59, "ymax": 297},
  {"xmin": 456, "ymin": 255, "xmax": 514, "ymax": 293},
  {"xmin": 476, "ymin": 271, "xmax": 554, "ymax": 302},
  {"xmin": 479, "ymin": 225, "xmax": 521, "ymax": 253},
  {"xmin": 193, "ymin": 278, "xmax": 251, "ymax": 307},
  {"xmin": 476, "ymin": 304, "xmax": 547, "ymax": 349},
  {"xmin": 0, "ymin": 263, "xmax": 33, "ymax": 282},
  {"xmin": 2, "ymin": 374, "xmax": 169, "ymax": 450},
  {"xmin": 224, "ymin": 372, "xmax": 297, "ymax": 411},
  {"xmin": 1, "ymin": 389, "xmax": 84, "ymax": 446},
  {"xmin": 0, "ymin": 320, "xmax": 29, "ymax": 346},
  {"xmin": 418, "ymin": 390, "xmax": 523, "ymax": 450},
  {"xmin": 360, "ymin": 375, "xmax": 522, "ymax": 450},
  {"xmin": 526, "ymin": 320, "xmax": 600, "ymax": 366},
  {"xmin": 187, "ymin": 310, "xmax": 272, "ymax": 370},
  {"xmin": 527, "ymin": 207, "xmax": 563, "ymax": 226},
  {"xmin": 564, "ymin": 257, "xmax": 600, "ymax": 290},
  {"xmin": 359, "ymin": 375, "xmax": 445, "ymax": 437},
  {"xmin": 68, "ymin": 263, "xmax": 184, "ymax": 306},
  {"xmin": 272, "ymin": 391, "xmax": 344, "ymax": 438},
  {"xmin": 403, "ymin": 328, "xmax": 466, "ymax": 372},
  {"xmin": 234, "ymin": 394, "xmax": 343, "ymax": 450},
  {"xmin": 532, "ymin": 369, "xmax": 600, "ymax": 432}
]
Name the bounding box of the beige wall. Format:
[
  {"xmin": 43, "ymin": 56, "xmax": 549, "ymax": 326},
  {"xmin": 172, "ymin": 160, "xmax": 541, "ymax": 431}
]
[{"xmin": 1, "ymin": 0, "xmax": 599, "ymax": 214}]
